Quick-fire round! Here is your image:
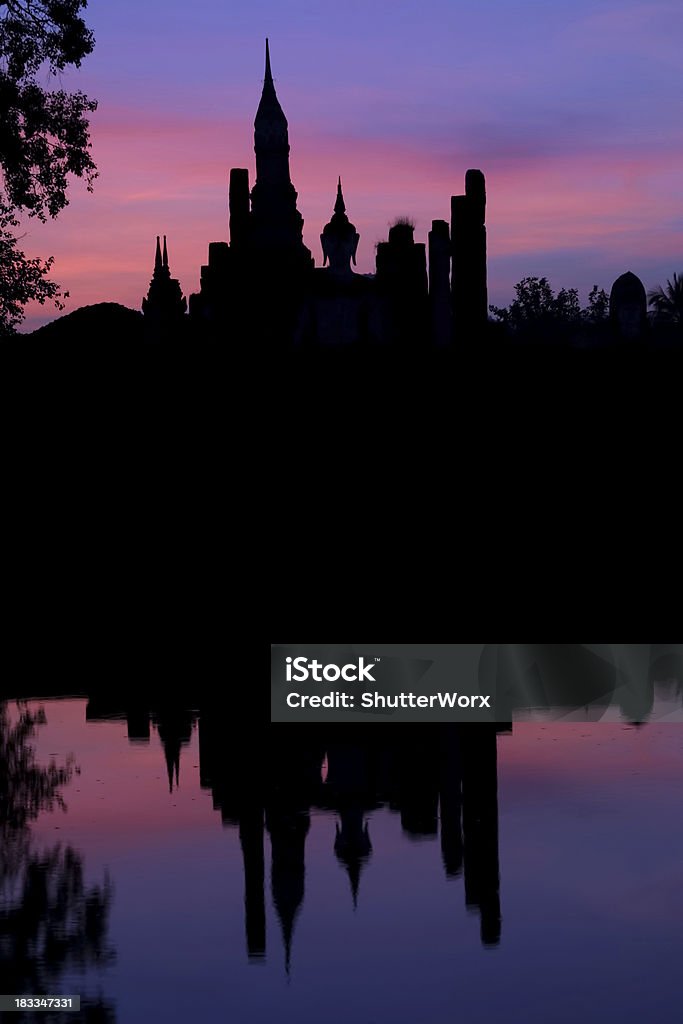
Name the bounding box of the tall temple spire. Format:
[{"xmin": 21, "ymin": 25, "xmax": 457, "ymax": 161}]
[
  {"xmin": 154, "ymin": 235, "xmax": 162, "ymax": 272},
  {"xmin": 255, "ymin": 37, "xmax": 288, "ymax": 132},
  {"xmin": 249, "ymin": 40, "xmax": 313, "ymax": 271},
  {"xmin": 162, "ymin": 235, "xmax": 168, "ymax": 268},
  {"xmin": 265, "ymin": 37, "xmax": 273, "ymax": 83}
]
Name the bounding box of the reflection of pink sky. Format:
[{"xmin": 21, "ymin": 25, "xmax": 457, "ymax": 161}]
[
  {"xmin": 20, "ymin": 103, "xmax": 683, "ymax": 330},
  {"xmin": 26, "ymin": 700, "xmax": 215, "ymax": 854},
  {"xmin": 9, "ymin": 697, "xmax": 683, "ymax": 1019},
  {"xmin": 20, "ymin": 700, "xmax": 683, "ymax": 850},
  {"xmin": 500, "ymin": 721, "xmax": 683, "ymax": 785},
  {"xmin": 17, "ymin": 700, "xmax": 683, "ymax": 937}
]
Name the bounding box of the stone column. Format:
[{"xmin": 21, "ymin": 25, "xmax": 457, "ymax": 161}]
[
  {"xmin": 451, "ymin": 169, "xmax": 488, "ymax": 342},
  {"xmin": 429, "ymin": 219, "xmax": 451, "ymax": 347},
  {"xmin": 229, "ymin": 168, "xmax": 250, "ymax": 252}
]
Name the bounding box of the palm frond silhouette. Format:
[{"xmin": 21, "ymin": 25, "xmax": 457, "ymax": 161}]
[{"xmin": 647, "ymin": 272, "xmax": 683, "ymax": 324}]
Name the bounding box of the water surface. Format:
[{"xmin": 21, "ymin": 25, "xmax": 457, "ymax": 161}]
[{"xmin": 2, "ymin": 699, "xmax": 683, "ymax": 1024}]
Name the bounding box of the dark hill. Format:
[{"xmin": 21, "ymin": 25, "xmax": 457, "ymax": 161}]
[{"xmin": 26, "ymin": 302, "xmax": 145, "ymax": 348}]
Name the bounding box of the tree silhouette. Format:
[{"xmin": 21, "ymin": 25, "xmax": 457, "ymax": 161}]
[
  {"xmin": 490, "ymin": 277, "xmax": 608, "ymax": 332},
  {"xmin": 584, "ymin": 284, "xmax": 609, "ymax": 324},
  {"xmin": 648, "ymin": 272, "xmax": 683, "ymax": 327},
  {"xmin": 0, "ymin": 702, "xmax": 116, "ymax": 1022},
  {"xmin": 0, "ymin": 1, "xmax": 97, "ymax": 333},
  {"xmin": 0, "ymin": 703, "xmax": 73, "ymax": 830}
]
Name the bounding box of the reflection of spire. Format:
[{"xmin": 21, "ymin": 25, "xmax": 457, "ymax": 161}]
[
  {"xmin": 153, "ymin": 709, "xmax": 194, "ymax": 794},
  {"xmin": 335, "ymin": 810, "xmax": 372, "ymax": 909},
  {"xmin": 164, "ymin": 741, "xmax": 180, "ymax": 793},
  {"xmin": 266, "ymin": 804, "xmax": 310, "ymax": 975}
]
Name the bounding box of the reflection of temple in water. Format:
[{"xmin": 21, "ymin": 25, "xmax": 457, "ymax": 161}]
[
  {"xmin": 198, "ymin": 722, "xmax": 503, "ymax": 970},
  {"xmin": 15, "ymin": 644, "xmax": 683, "ymax": 975},
  {"xmin": 86, "ymin": 698, "xmax": 196, "ymax": 793}
]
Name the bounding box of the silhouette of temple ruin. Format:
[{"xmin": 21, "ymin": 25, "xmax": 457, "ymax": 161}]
[
  {"xmin": 142, "ymin": 235, "xmax": 187, "ymax": 328},
  {"xmin": 143, "ymin": 41, "xmax": 488, "ymax": 346}
]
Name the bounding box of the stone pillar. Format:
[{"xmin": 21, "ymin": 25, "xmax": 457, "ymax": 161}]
[
  {"xmin": 229, "ymin": 168, "xmax": 250, "ymax": 252},
  {"xmin": 451, "ymin": 169, "xmax": 488, "ymax": 342},
  {"xmin": 429, "ymin": 219, "xmax": 451, "ymax": 347},
  {"xmin": 375, "ymin": 222, "xmax": 428, "ymax": 346},
  {"xmin": 466, "ymin": 170, "xmax": 487, "ymax": 326}
]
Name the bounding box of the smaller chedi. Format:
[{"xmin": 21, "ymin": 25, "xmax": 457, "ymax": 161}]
[{"xmin": 142, "ymin": 236, "xmax": 187, "ymax": 324}]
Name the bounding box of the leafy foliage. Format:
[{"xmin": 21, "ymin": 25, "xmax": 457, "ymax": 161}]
[
  {"xmin": 0, "ymin": 701, "xmax": 116, "ymax": 1022},
  {"xmin": 0, "ymin": 1, "xmax": 97, "ymax": 332},
  {"xmin": 0, "ymin": 204, "xmax": 66, "ymax": 335},
  {"xmin": 489, "ymin": 277, "xmax": 609, "ymax": 331},
  {"xmin": 585, "ymin": 284, "xmax": 610, "ymax": 324},
  {"xmin": 0, "ymin": 702, "xmax": 73, "ymax": 831}
]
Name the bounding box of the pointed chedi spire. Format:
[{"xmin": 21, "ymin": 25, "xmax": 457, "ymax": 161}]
[
  {"xmin": 255, "ymin": 37, "xmax": 287, "ymax": 129},
  {"xmin": 249, "ymin": 39, "xmax": 313, "ymax": 272},
  {"xmin": 335, "ymin": 177, "xmax": 346, "ymax": 217},
  {"xmin": 265, "ymin": 37, "xmax": 273, "ymax": 83},
  {"xmin": 142, "ymin": 235, "xmax": 188, "ymax": 322}
]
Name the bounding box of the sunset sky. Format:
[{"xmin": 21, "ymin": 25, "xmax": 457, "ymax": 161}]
[{"xmin": 20, "ymin": 0, "xmax": 683, "ymax": 330}]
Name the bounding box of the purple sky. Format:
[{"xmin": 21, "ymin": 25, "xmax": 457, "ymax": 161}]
[{"xmin": 20, "ymin": 0, "xmax": 683, "ymax": 328}]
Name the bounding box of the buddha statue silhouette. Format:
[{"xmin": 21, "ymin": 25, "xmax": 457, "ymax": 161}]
[
  {"xmin": 294, "ymin": 178, "xmax": 380, "ymax": 345},
  {"xmin": 320, "ymin": 178, "xmax": 360, "ymax": 278}
]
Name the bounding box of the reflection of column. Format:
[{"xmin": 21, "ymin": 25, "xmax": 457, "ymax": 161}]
[
  {"xmin": 439, "ymin": 726, "xmax": 463, "ymax": 878},
  {"xmin": 460, "ymin": 725, "xmax": 501, "ymax": 947},
  {"xmin": 398, "ymin": 731, "xmax": 439, "ymax": 838},
  {"xmin": 126, "ymin": 707, "xmax": 150, "ymax": 743},
  {"xmin": 240, "ymin": 808, "xmax": 266, "ymax": 961}
]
